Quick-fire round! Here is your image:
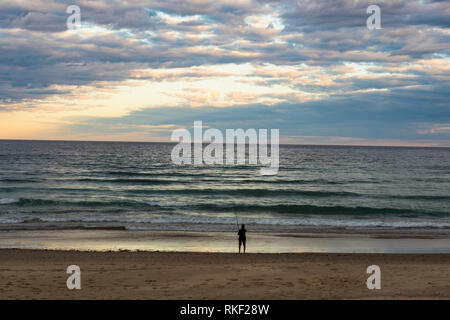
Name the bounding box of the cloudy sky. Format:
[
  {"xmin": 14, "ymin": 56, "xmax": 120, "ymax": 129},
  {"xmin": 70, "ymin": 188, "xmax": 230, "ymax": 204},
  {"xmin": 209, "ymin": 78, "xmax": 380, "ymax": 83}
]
[{"xmin": 0, "ymin": 0, "xmax": 449, "ymax": 146}]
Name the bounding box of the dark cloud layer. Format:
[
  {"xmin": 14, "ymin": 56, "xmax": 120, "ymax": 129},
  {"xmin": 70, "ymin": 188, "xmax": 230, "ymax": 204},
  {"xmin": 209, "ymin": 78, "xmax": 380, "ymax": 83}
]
[{"xmin": 1, "ymin": 0, "xmax": 448, "ymax": 98}]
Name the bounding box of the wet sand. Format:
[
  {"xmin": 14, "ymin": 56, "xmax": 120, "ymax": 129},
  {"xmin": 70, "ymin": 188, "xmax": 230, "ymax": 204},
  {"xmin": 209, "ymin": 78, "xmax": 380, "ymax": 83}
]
[
  {"xmin": 0, "ymin": 249, "xmax": 449, "ymax": 299},
  {"xmin": 1, "ymin": 229, "xmax": 449, "ymax": 253}
]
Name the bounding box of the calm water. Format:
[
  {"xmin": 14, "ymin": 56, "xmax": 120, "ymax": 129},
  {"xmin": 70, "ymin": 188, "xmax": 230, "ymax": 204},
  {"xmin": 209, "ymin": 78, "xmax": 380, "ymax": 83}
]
[{"xmin": 0, "ymin": 140, "xmax": 449, "ymax": 232}]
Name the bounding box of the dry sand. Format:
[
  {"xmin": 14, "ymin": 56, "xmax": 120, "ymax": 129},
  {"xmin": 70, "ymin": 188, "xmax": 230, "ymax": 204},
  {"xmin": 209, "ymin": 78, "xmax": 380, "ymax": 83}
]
[{"xmin": 0, "ymin": 249, "xmax": 449, "ymax": 299}]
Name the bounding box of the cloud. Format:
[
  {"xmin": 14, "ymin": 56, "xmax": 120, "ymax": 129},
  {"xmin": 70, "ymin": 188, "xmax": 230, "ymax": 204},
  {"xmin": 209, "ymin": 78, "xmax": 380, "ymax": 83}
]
[
  {"xmin": 0, "ymin": 0, "xmax": 448, "ymax": 145},
  {"xmin": 283, "ymin": 0, "xmax": 450, "ymax": 31}
]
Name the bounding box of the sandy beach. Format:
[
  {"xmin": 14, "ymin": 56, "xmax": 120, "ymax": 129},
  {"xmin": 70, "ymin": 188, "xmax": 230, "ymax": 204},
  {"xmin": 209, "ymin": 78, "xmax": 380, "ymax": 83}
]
[{"xmin": 0, "ymin": 249, "xmax": 449, "ymax": 300}]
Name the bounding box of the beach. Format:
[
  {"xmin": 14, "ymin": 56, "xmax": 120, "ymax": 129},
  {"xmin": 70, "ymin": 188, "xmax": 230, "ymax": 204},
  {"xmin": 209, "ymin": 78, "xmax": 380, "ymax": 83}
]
[
  {"xmin": 1, "ymin": 229, "xmax": 449, "ymax": 299},
  {"xmin": 0, "ymin": 249, "xmax": 449, "ymax": 300}
]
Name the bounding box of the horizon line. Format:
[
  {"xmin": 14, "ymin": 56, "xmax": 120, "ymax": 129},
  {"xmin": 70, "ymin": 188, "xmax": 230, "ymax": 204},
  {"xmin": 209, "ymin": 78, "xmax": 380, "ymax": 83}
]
[{"xmin": 1, "ymin": 138, "xmax": 449, "ymax": 149}]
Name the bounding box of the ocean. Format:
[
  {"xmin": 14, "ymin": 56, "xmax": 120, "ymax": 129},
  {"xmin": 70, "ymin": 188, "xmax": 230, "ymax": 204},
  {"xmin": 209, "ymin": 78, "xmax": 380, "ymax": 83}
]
[{"xmin": 0, "ymin": 140, "xmax": 449, "ymax": 233}]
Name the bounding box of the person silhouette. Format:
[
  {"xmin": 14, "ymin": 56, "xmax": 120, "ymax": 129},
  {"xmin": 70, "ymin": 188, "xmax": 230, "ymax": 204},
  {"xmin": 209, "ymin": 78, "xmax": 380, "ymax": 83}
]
[{"xmin": 237, "ymin": 224, "xmax": 247, "ymax": 253}]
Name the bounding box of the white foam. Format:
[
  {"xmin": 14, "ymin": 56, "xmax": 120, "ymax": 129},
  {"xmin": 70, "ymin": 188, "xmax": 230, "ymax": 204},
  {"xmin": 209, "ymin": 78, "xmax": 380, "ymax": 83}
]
[{"xmin": 0, "ymin": 198, "xmax": 19, "ymax": 205}]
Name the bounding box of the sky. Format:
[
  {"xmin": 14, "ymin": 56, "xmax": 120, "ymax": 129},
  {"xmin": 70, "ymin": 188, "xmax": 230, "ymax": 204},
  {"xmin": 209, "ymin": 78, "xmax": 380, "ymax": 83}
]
[{"xmin": 0, "ymin": 0, "xmax": 449, "ymax": 146}]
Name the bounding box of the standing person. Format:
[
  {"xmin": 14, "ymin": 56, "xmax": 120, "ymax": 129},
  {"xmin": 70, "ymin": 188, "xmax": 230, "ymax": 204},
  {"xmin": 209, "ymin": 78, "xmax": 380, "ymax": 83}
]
[{"xmin": 238, "ymin": 224, "xmax": 247, "ymax": 253}]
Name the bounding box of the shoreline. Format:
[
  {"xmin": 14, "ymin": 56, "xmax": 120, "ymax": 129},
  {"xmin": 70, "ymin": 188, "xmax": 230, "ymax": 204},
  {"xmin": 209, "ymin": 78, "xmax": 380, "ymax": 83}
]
[
  {"xmin": 0, "ymin": 229, "xmax": 449, "ymax": 253},
  {"xmin": 0, "ymin": 249, "xmax": 449, "ymax": 299}
]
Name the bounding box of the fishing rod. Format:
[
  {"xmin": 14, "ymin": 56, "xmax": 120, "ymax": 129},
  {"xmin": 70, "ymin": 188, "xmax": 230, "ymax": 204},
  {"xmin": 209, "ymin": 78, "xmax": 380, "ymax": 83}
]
[{"xmin": 234, "ymin": 212, "xmax": 239, "ymax": 230}]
